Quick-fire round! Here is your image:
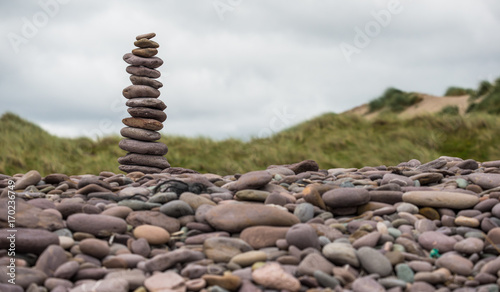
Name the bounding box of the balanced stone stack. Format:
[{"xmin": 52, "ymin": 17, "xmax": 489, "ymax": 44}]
[{"xmin": 118, "ymin": 32, "xmax": 170, "ymax": 174}]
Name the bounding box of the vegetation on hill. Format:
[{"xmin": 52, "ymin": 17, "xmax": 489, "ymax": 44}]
[
  {"xmin": 2, "ymin": 112, "xmax": 500, "ymax": 176},
  {"xmin": 467, "ymin": 78, "xmax": 500, "ymax": 114},
  {"xmin": 439, "ymin": 105, "xmax": 460, "ymax": 115},
  {"xmin": 368, "ymin": 88, "xmax": 422, "ymax": 113},
  {"xmin": 443, "ymin": 87, "xmax": 475, "ymax": 97}
]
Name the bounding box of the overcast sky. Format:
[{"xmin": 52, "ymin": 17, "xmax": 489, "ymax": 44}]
[{"xmin": 1, "ymin": 1, "xmax": 500, "ymax": 140}]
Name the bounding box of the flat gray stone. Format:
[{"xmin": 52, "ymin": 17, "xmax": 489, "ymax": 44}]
[
  {"xmin": 119, "ymin": 139, "xmax": 168, "ymax": 155},
  {"xmin": 118, "ymin": 153, "xmax": 170, "ymax": 169}
]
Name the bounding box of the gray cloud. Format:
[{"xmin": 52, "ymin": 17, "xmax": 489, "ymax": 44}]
[{"xmin": 1, "ymin": 0, "xmax": 499, "ymax": 140}]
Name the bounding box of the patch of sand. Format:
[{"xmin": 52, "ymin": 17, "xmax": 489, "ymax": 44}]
[{"xmin": 342, "ymin": 93, "xmax": 470, "ymax": 119}]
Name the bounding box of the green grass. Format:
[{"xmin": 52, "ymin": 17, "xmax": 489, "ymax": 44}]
[
  {"xmin": 2, "ymin": 112, "xmax": 500, "ymax": 176},
  {"xmin": 467, "ymin": 78, "xmax": 500, "ymax": 114},
  {"xmin": 368, "ymin": 88, "xmax": 422, "ymax": 113},
  {"xmin": 439, "ymin": 105, "xmax": 460, "ymax": 115},
  {"xmin": 443, "ymin": 86, "xmax": 475, "ymax": 97}
]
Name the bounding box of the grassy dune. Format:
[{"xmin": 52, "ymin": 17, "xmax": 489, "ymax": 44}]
[{"xmin": 1, "ymin": 112, "xmax": 500, "ymax": 176}]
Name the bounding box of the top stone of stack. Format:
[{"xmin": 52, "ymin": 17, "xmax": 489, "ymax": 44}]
[{"xmin": 136, "ymin": 32, "xmax": 156, "ymax": 40}]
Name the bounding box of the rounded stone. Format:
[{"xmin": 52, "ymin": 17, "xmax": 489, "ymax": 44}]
[
  {"xmin": 58, "ymin": 236, "xmax": 74, "ymax": 249},
  {"xmin": 14, "ymin": 170, "xmax": 42, "ymax": 190},
  {"xmin": 396, "ymin": 263, "xmax": 414, "ymax": 283},
  {"xmin": 323, "ymin": 188, "xmax": 370, "ymax": 208},
  {"xmin": 468, "ymin": 173, "xmax": 500, "ymax": 189},
  {"xmin": 34, "ymin": 244, "xmax": 67, "ymax": 277},
  {"xmin": 160, "ymin": 200, "xmax": 194, "ymax": 218},
  {"xmin": 487, "ymin": 227, "xmax": 500, "ymax": 244},
  {"xmin": 205, "ymin": 203, "xmax": 300, "ymax": 233},
  {"xmin": 123, "ymin": 85, "xmax": 160, "ymax": 99},
  {"xmin": 101, "ymin": 206, "xmax": 133, "ymax": 219},
  {"xmin": 396, "ymin": 203, "xmax": 419, "ymax": 214},
  {"xmin": 202, "ymin": 272, "xmax": 242, "ymax": 291},
  {"xmin": 286, "ymin": 223, "xmax": 320, "ymax": 250},
  {"xmin": 136, "ymin": 32, "xmax": 156, "ymax": 40},
  {"xmin": 235, "ymin": 189, "xmax": 270, "ymax": 202},
  {"xmin": 119, "ymin": 165, "xmax": 163, "ymax": 174},
  {"xmin": 144, "ymin": 271, "xmax": 185, "ymax": 292},
  {"xmin": 314, "ymin": 270, "xmax": 340, "ymax": 289},
  {"xmin": 179, "ymin": 192, "xmax": 216, "ymax": 211},
  {"xmin": 252, "ymin": 262, "xmax": 301, "ymax": 292},
  {"xmin": 122, "ymin": 117, "xmax": 163, "ymax": 131},
  {"xmin": 54, "ymin": 261, "xmax": 79, "ymax": 279},
  {"xmin": 66, "ymin": 214, "xmax": 127, "ymax": 237},
  {"xmin": 126, "ymin": 65, "xmax": 161, "ymax": 78},
  {"xmin": 128, "ymin": 107, "xmax": 166, "ymax": 122},
  {"xmin": 133, "ymin": 224, "xmax": 170, "ymax": 245},
  {"xmin": 240, "ymin": 226, "xmax": 289, "ymax": 249},
  {"xmin": 126, "ymin": 210, "xmax": 180, "ymax": 233},
  {"xmin": 419, "ymin": 207, "xmax": 440, "ymax": 220},
  {"xmin": 230, "ymin": 251, "xmax": 267, "ymax": 267},
  {"xmin": 0, "ymin": 228, "xmax": 59, "ymax": 255},
  {"xmin": 130, "ymin": 238, "xmax": 151, "ymax": 257},
  {"xmin": 403, "ymin": 191, "xmax": 479, "ymax": 209},
  {"xmin": 126, "ymin": 98, "xmax": 166, "ymax": 111},
  {"xmin": 298, "ymin": 253, "xmax": 335, "ymax": 276},
  {"xmin": 322, "ymin": 242, "xmax": 359, "ymax": 267},
  {"xmin": 418, "ymin": 231, "xmax": 457, "ymax": 253},
  {"xmin": 118, "ymin": 153, "xmax": 170, "ymax": 169},
  {"xmin": 134, "ymin": 38, "xmax": 159, "ymax": 48},
  {"xmin": 123, "ymin": 53, "xmax": 162, "ymax": 68},
  {"xmin": 294, "ymin": 202, "xmax": 315, "ymax": 223},
  {"xmin": 203, "ymin": 237, "xmax": 252, "ymax": 263},
  {"xmin": 356, "ymin": 246, "xmax": 393, "ymax": 277},
  {"xmin": 381, "ymin": 173, "xmax": 414, "ymax": 186},
  {"xmin": 121, "ymin": 126, "xmax": 161, "ymax": 142},
  {"xmin": 435, "ymin": 253, "xmax": 473, "ymax": 276},
  {"xmin": 118, "ymin": 139, "xmax": 168, "ymax": 155},
  {"xmin": 352, "ymin": 231, "xmax": 381, "ymax": 249},
  {"xmin": 130, "ymin": 75, "xmax": 163, "ymax": 89},
  {"xmin": 227, "ymin": 170, "xmax": 273, "ymax": 191},
  {"xmin": 79, "ymin": 238, "xmax": 110, "ymax": 259},
  {"xmin": 352, "ymin": 276, "xmax": 386, "ymax": 292},
  {"xmin": 454, "ymin": 237, "xmax": 484, "ymax": 254},
  {"xmin": 132, "ymin": 48, "xmax": 158, "ymax": 57}
]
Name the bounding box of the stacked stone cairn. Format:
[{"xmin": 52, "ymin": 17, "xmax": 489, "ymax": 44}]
[{"xmin": 118, "ymin": 32, "xmax": 170, "ymax": 174}]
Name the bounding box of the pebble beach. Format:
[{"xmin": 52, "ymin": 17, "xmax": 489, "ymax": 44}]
[{"xmin": 1, "ymin": 157, "xmax": 500, "ymax": 292}]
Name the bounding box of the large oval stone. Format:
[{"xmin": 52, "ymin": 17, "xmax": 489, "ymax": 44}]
[
  {"xmin": 418, "ymin": 231, "xmax": 457, "ymax": 253},
  {"xmin": 118, "ymin": 153, "xmax": 170, "ymax": 169},
  {"xmin": 66, "ymin": 214, "xmax": 127, "ymax": 236},
  {"xmin": 226, "ymin": 170, "xmax": 272, "ymax": 191},
  {"xmin": 122, "ymin": 117, "xmax": 163, "ymax": 131},
  {"xmin": 128, "ymin": 107, "xmax": 166, "ymax": 122},
  {"xmin": 0, "ymin": 228, "xmax": 59, "ymax": 254},
  {"xmin": 240, "ymin": 226, "xmax": 289, "ymax": 249},
  {"xmin": 403, "ymin": 191, "xmax": 479, "ymax": 209},
  {"xmin": 126, "ymin": 65, "xmax": 161, "ymax": 78},
  {"xmin": 126, "ymin": 98, "xmax": 166, "ymax": 110},
  {"xmin": 205, "ymin": 203, "xmax": 300, "ymax": 233},
  {"xmin": 123, "ymin": 53, "xmax": 163, "ymax": 68},
  {"xmin": 323, "ymin": 188, "xmax": 370, "ymax": 208},
  {"xmin": 34, "ymin": 244, "xmax": 67, "ymax": 276},
  {"xmin": 468, "ymin": 173, "xmax": 500, "ymax": 189},
  {"xmin": 203, "ymin": 237, "xmax": 253, "ymax": 263},
  {"xmin": 126, "ymin": 210, "xmax": 180, "ymax": 233},
  {"xmin": 122, "ymin": 85, "xmax": 160, "ymax": 99},
  {"xmin": 118, "ymin": 139, "xmax": 168, "ymax": 155}
]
